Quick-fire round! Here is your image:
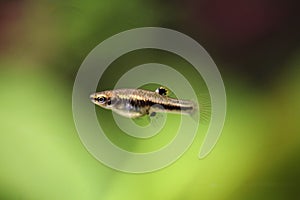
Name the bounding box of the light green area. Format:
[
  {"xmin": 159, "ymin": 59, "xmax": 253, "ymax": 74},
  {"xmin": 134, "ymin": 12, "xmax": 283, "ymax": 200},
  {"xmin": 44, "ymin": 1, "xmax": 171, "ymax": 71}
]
[{"xmin": 1, "ymin": 57, "xmax": 299, "ymax": 199}]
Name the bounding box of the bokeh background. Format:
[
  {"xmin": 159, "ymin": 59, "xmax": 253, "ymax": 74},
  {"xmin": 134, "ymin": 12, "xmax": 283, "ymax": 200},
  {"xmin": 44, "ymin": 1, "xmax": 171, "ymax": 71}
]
[{"xmin": 1, "ymin": 0, "xmax": 299, "ymax": 199}]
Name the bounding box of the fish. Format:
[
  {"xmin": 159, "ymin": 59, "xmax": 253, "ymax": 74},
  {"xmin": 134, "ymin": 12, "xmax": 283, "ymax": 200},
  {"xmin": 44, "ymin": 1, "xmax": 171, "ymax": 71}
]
[{"xmin": 89, "ymin": 87, "xmax": 198, "ymax": 119}]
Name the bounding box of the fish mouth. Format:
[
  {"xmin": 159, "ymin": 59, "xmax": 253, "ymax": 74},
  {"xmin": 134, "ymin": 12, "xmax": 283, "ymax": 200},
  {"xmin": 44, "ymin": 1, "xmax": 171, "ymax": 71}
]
[{"xmin": 89, "ymin": 93, "xmax": 96, "ymax": 102}]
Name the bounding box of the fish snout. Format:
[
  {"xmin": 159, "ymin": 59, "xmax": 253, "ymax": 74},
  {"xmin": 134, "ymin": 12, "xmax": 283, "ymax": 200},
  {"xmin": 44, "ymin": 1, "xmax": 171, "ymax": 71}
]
[{"xmin": 90, "ymin": 93, "xmax": 97, "ymax": 102}]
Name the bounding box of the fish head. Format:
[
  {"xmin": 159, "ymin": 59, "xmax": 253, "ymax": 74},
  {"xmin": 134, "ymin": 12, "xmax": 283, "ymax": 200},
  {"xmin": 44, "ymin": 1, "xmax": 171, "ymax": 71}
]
[{"xmin": 90, "ymin": 91, "xmax": 116, "ymax": 109}]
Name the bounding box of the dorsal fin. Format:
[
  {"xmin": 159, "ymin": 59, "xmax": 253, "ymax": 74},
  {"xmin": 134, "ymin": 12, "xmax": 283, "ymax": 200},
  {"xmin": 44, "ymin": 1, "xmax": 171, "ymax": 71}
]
[{"xmin": 155, "ymin": 86, "xmax": 169, "ymax": 96}]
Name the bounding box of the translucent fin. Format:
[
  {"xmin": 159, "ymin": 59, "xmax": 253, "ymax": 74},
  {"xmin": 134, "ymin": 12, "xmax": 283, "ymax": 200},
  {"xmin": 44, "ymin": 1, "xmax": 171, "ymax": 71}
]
[
  {"xmin": 150, "ymin": 112, "xmax": 165, "ymax": 128},
  {"xmin": 155, "ymin": 86, "xmax": 170, "ymax": 96},
  {"xmin": 192, "ymin": 94, "xmax": 211, "ymax": 124},
  {"xmin": 132, "ymin": 115, "xmax": 151, "ymax": 127},
  {"xmin": 149, "ymin": 112, "xmax": 156, "ymax": 117}
]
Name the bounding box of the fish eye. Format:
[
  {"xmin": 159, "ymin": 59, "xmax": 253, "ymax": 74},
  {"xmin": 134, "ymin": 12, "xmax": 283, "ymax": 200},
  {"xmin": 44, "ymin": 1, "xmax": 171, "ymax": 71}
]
[
  {"xmin": 99, "ymin": 97, "xmax": 105, "ymax": 102},
  {"xmin": 96, "ymin": 96, "xmax": 106, "ymax": 103}
]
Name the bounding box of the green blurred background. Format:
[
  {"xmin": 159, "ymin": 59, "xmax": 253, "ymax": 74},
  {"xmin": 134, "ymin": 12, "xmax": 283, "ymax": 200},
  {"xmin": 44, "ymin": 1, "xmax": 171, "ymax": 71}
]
[{"xmin": 0, "ymin": 0, "xmax": 299, "ymax": 199}]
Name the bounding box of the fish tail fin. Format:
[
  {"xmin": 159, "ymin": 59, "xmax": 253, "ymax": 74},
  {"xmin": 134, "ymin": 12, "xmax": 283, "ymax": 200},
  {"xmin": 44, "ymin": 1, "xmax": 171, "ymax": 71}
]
[{"xmin": 190, "ymin": 94, "xmax": 211, "ymax": 124}]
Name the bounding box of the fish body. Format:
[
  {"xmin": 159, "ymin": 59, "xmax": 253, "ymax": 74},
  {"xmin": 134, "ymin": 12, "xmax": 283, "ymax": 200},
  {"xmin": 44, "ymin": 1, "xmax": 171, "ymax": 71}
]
[{"xmin": 90, "ymin": 88, "xmax": 197, "ymax": 118}]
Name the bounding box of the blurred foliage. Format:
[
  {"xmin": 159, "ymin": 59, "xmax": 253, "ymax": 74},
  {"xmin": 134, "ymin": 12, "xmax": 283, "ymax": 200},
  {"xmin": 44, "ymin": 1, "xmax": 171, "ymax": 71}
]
[{"xmin": 0, "ymin": 0, "xmax": 300, "ymax": 200}]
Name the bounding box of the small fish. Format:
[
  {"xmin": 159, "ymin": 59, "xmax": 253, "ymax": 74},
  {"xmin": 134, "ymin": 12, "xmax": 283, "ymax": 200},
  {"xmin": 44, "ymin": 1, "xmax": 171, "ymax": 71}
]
[{"xmin": 90, "ymin": 87, "xmax": 198, "ymax": 119}]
